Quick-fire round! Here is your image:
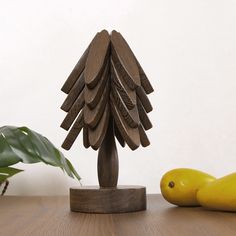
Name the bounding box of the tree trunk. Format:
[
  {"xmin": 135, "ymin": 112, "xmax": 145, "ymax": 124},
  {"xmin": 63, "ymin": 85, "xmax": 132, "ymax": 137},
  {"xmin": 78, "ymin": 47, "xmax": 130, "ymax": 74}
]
[{"xmin": 97, "ymin": 118, "xmax": 118, "ymax": 188}]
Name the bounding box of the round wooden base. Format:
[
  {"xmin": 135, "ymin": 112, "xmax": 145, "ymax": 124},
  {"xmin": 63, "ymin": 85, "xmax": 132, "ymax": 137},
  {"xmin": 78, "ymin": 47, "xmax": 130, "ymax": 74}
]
[{"xmin": 70, "ymin": 186, "xmax": 146, "ymax": 213}]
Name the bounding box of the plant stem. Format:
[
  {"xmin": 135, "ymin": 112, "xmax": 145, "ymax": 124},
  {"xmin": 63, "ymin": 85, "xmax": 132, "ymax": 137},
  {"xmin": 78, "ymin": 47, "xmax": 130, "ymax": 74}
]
[{"xmin": 1, "ymin": 180, "xmax": 9, "ymax": 196}]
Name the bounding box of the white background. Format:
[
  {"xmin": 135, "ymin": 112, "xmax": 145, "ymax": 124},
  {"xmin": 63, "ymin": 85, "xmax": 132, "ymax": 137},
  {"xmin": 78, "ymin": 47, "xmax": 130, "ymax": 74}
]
[{"xmin": 1, "ymin": 0, "xmax": 236, "ymax": 195}]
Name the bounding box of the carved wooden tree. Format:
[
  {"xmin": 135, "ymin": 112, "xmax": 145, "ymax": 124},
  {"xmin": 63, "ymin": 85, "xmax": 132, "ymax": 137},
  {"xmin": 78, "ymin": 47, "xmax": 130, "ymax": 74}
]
[{"xmin": 60, "ymin": 30, "xmax": 154, "ymax": 213}]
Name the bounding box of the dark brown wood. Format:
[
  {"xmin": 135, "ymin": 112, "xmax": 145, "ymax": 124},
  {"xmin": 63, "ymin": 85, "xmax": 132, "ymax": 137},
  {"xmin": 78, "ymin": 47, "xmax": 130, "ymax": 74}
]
[
  {"xmin": 60, "ymin": 90, "xmax": 85, "ymax": 131},
  {"xmin": 111, "ymin": 30, "xmax": 140, "ymax": 89},
  {"xmin": 112, "ymin": 31, "xmax": 154, "ymax": 94},
  {"xmin": 61, "ymin": 30, "xmax": 153, "ymax": 152},
  {"xmin": 2, "ymin": 195, "xmax": 236, "ymax": 236},
  {"xmin": 70, "ymin": 186, "xmax": 146, "ymax": 213},
  {"xmin": 61, "ymin": 72, "xmax": 85, "ymax": 112},
  {"xmin": 111, "ymin": 84, "xmax": 139, "ymax": 128},
  {"xmin": 126, "ymin": 45, "xmax": 154, "ymax": 94},
  {"xmin": 61, "ymin": 111, "xmax": 84, "ymax": 150},
  {"xmin": 83, "ymin": 126, "xmax": 90, "ymax": 148},
  {"xmin": 111, "ymin": 60, "xmax": 136, "ymax": 110},
  {"xmin": 60, "ymin": 31, "xmax": 155, "ymax": 214},
  {"xmin": 136, "ymin": 86, "xmax": 153, "ymax": 113},
  {"xmin": 136, "ymin": 59, "xmax": 154, "ymax": 94},
  {"xmin": 84, "ymin": 80, "xmax": 109, "ymax": 128},
  {"xmin": 85, "ymin": 61, "xmax": 109, "ymax": 109},
  {"xmin": 61, "ymin": 45, "xmax": 90, "ymax": 94},
  {"xmin": 139, "ymin": 125, "xmax": 150, "ymax": 147},
  {"xmin": 97, "ymin": 118, "xmax": 118, "ymax": 187},
  {"xmin": 110, "ymin": 94, "xmax": 140, "ymax": 150},
  {"xmin": 114, "ymin": 121, "xmax": 125, "ymax": 147},
  {"xmin": 84, "ymin": 30, "xmax": 110, "ymax": 89},
  {"xmin": 88, "ymin": 104, "xmax": 110, "ymax": 150},
  {"xmin": 137, "ymin": 98, "xmax": 152, "ymax": 130}
]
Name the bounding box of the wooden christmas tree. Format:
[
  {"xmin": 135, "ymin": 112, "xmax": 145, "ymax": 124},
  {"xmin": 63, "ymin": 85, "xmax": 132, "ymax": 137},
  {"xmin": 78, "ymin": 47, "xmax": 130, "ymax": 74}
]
[{"xmin": 60, "ymin": 30, "xmax": 154, "ymax": 213}]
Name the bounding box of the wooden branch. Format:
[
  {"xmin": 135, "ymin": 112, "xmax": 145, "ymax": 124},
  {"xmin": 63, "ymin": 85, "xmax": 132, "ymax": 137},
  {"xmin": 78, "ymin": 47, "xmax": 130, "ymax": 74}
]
[
  {"xmin": 85, "ymin": 61, "xmax": 109, "ymax": 109},
  {"xmin": 88, "ymin": 104, "xmax": 110, "ymax": 150},
  {"xmin": 111, "ymin": 30, "xmax": 140, "ymax": 89},
  {"xmin": 84, "ymin": 30, "xmax": 110, "ymax": 89},
  {"xmin": 110, "ymin": 94, "xmax": 140, "ymax": 150},
  {"xmin": 61, "ymin": 71, "xmax": 85, "ymax": 112},
  {"xmin": 135, "ymin": 59, "xmax": 154, "ymax": 94},
  {"xmin": 84, "ymin": 81, "xmax": 109, "ymax": 128},
  {"xmin": 137, "ymin": 98, "xmax": 152, "ymax": 130},
  {"xmin": 61, "ymin": 45, "xmax": 90, "ymax": 94},
  {"xmin": 61, "ymin": 111, "xmax": 84, "ymax": 150},
  {"xmin": 60, "ymin": 89, "xmax": 85, "ymax": 131},
  {"xmin": 114, "ymin": 122, "xmax": 125, "ymax": 147},
  {"xmin": 139, "ymin": 125, "xmax": 150, "ymax": 147},
  {"xmin": 136, "ymin": 86, "xmax": 153, "ymax": 113},
  {"xmin": 111, "ymin": 83, "xmax": 139, "ymax": 128},
  {"xmin": 111, "ymin": 60, "xmax": 136, "ymax": 110},
  {"xmin": 83, "ymin": 126, "xmax": 90, "ymax": 148}
]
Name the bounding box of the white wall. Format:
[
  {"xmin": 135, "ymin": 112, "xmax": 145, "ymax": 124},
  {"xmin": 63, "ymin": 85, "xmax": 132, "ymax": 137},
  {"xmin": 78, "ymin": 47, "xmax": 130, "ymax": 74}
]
[{"xmin": 1, "ymin": 0, "xmax": 236, "ymax": 195}]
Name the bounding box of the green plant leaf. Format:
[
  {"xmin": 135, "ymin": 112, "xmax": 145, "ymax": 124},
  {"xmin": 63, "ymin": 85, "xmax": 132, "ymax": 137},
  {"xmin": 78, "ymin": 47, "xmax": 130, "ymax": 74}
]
[
  {"xmin": 0, "ymin": 126, "xmax": 80, "ymax": 181},
  {"xmin": 0, "ymin": 167, "xmax": 23, "ymax": 182}
]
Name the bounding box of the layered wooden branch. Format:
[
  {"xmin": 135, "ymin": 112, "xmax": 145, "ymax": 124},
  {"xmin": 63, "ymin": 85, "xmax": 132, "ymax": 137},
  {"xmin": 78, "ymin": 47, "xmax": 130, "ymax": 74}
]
[{"xmin": 61, "ymin": 30, "xmax": 154, "ymax": 151}]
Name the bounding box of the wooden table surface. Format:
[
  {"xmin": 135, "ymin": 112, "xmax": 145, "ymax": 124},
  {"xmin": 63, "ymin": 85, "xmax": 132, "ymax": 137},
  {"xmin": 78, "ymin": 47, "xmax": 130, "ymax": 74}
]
[{"xmin": 0, "ymin": 194, "xmax": 235, "ymax": 236}]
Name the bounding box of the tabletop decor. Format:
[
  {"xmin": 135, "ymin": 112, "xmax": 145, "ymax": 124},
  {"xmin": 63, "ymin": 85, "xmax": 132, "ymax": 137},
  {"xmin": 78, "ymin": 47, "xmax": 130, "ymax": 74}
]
[{"xmin": 60, "ymin": 30, "xmax": 154, "ymax": 213}]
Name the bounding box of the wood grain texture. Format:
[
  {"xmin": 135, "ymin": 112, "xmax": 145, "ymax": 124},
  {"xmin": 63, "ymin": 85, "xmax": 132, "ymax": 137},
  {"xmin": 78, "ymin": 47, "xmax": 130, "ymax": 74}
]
[
  {"xmin": 84, "ymin": 30, "xmax": 110, "ymax": 89},
  {"xmin": 110, "ymin": 94, "xmax": 140, "ymax": 150},
  {"xmin": 136, "ymin": 86, "xmax": 153, "ymax": 113},
  {"xmin": 1, "ymin": 195, "xmax": 236, "ymax": 236},
  {"xmin": 115, "ymin": 34, "xmax": 154, "ymax": 94},
  {"xmin": 97, "ymin": 119, "xmax": 118, "ymax": 187},
  {"xmin": 137, "ymin": 98, "xmax": 152, "ymax": 130},
  {"xmin": 114, "ymin": 122, "xmax": 125, "ymax": 147},
  {"xmin": 84, "ymin": 80, "xmax": 109, "ymax": 128},
  {"xmin": 60, "ymin": 30, "xmax": 153, "ymax": 152},
  {"xmin": 84, "ymin": 61, "xmax": 109, "ymax": 109},
  {"xmin": 61, "ymin": 45, "xmax": 89, "ymax": 94},
  {"xmin": 60, "ymin": 90, "xmax": 85, "ymax": 131},
  {"xmin": 111, "ymin": 60, "xmax": 136, "ymax": 110},
  {"xmin": 61, "ymin": 111, "xmax": 83, "ymax": 150},
  {"xmin": 70, "ymin": 186, "xmax": 146, "ymax": 213},
  {"xmin": 83, "ymin": 126, "xmax": 90, "ymax": 148},
  {"xmin": 111, "ymin": 30, "xmax": 140, "ymax": 89},
  {"xmin": 138, "ymin": 125, "xmax": 150, "ymax": 147},
  {"xmin": 88, "ymin": 104, "xmax": 110, "ymax": 150},
  {"xmin": 135, "ymin": 59, "xmax": 154, "ymax": 94},
  {"xmin": 111, "ymin": 83, "xmax": 139, "ymax": 128},
  {"xmin": 61, "ymin": 72, "xmax": 85, "ymax": 112}
]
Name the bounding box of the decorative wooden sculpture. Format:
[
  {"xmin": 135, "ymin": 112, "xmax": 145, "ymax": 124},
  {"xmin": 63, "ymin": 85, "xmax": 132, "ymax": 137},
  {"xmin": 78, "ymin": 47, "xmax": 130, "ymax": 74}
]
[{"xmin": 60, "ymin": 30, "xmax": 154, "ymax": 213}]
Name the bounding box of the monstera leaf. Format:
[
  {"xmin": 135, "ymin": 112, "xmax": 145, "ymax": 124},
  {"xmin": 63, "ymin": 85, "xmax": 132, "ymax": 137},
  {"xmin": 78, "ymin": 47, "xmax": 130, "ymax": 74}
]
[
  {"xmin": 0, "ymin": 167, "xmax": 23, "ymax": 182},
  {"xmin": 0, "ymin": 126, "xmax": 80, "ymax": 182}
]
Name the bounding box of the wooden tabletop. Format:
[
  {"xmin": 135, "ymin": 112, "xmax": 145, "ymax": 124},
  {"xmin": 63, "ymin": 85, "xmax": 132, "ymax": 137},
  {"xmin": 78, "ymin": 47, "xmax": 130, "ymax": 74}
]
[{"xmin": 0, "ymin": 194, "xmax": 235, "ymax": 236}]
